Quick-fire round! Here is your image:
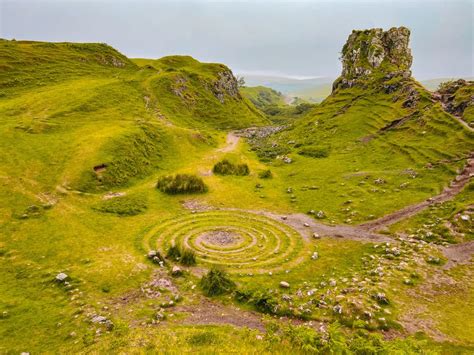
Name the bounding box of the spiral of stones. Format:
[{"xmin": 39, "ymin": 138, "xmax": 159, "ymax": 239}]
[{"xmin": 141, "ymin": 210, "xmax": 306, "ymax": 274}]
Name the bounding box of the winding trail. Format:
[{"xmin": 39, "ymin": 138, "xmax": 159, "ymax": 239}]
[
  {"xmin": 359, "ymin": 154, "xmax": 474, "ymax": 231},
  {"xmin": 217, "ymin": 132, "xmax": 240, "ymax": 153}
]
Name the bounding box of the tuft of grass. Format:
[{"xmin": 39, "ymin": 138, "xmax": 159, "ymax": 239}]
[
  {"xmin": 180, "ymin": 247, "xmax": 197, "ymax": 266},
  {"xmin": 157, "ymin": 174, "xmax": 208, "ymax": 194},
  {"xmin": 213, "ymin": 159, "xmax": 249, "ymax": 176},
  {"xmin": 166, "ymin": 244, "xmax": 181, "ymax": 260},
  {"xmin": 258, "ymin": 169, "xmax": 273, "ymax": 179},
  {"xmin": 200, "ymin": 267, "xmax": 236, "ymax": 296}
]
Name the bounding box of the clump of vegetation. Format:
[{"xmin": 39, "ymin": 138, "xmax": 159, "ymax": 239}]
[
  {"xmin": 258, "ymin": 169, "xmax": 273, "ymax": 179},
  {"xmin": 235, "ymin": 289, "xmax": 279, "ymax": 314},
  {"xmin": 180, "ymin": 248, "xmax": 197, "ymax": 266},
  {"xmin": 166, "ymin": 244, "xmax": 181, "ymax": 260},
  {"xmin": 212, "ymin": 159, "xmax": 250, "ymax": 176},
  {"xmin": 297, "ymin": 146, "xmax": 330, "ymax": 158},
  {"xmin": 92, "ymin": 194, "xmax": 147, "ymax": 216},
  {"xmin": 157, "ymin": 174, "xmax": 207, "ymax": 194},
  {"xmin": 166, "ymin": 244, "xmax": 197, "ymax": 265},
  {"xmin": 200, "ymin": 267, "xmax": 236, "ymax": 296}
]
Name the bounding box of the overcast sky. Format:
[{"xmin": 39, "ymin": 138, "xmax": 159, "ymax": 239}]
[{"xmin": 1, "ymin": 0, "xmax": 472, "ymax": 80}]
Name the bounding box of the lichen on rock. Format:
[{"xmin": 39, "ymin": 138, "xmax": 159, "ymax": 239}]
[
  {"xmin": 212, "ymin": 69, "xmax": 241, "ymax": 103},
  {"xmin": 333, "ymin": 27, "xmax": 413, "ymax": 91}
]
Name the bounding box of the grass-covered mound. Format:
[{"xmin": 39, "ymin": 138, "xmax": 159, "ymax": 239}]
[
  {"xmin": 92, "ymin": 194, "xmax": 147, "ymax": 216},
  {"xmin": 132, "ymin": 56, "xmax": 267, "ymax": 129},
  {"xmin": 200, "ymin": 267, "xmax": 236, "ymax": 296},
  {"xmin": 213, "ymin": 159, "xmax": 250, "ymax": 176},
  {"xmin": 157, "ymin": 174, "xmax": 208, "ymax": 194}
]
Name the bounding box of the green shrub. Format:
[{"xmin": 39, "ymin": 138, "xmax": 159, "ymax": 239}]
[
  {"xmin": 235, "ymin": 289, "xmax": 278, "ymax": 314},
  {"xmin": 200, "ymin": 267, "xmax": 236, "ymax": 296},
  {"xmin": 212, "ymin": 159, "xmax": 250, "ymax": 176},
  {"xmin": 297, "ymin": 146, "xmax": 330, "ymax": 158},
  {"xmin": 157, "ymin": 174, "xmax": 207, "ymax": 194},
  {"xmin": 180, "ymin": 248, "xmax": 197, "ymax": 266},
  {"xmin": 258, "ymin": 169, "xmax": 273, "ymax": 179},
  {"xmin": 166, "ymin": 244, "xmax": 181, "ymax": 260},
  {"xmin": 92, "ymin": 194, "xmax": 147, "ymax": 216}
]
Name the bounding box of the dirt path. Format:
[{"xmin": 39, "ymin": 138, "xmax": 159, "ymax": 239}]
[
  {"xmin": 173, "ymin": 297, "xmax": 265, "ymax": 331},
  {"xmin": 241, "ymin": 209, "xmax": 393, "ymax": 243},
  {"xmin": 359, "ymin": 155, "xmax": 474, "ymax": 231},
  {"xmin": 440, "ymin": 240, "xmax": 474, "ymax": 269},
  {"xmin": 217, "ymin": 132, "xmax": 240, "ymax": 153}
]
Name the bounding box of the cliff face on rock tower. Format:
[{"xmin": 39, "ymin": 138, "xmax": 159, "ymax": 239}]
[{"xmin": 333, "ymin": 27, "xmax": 413, "ymax": 91}]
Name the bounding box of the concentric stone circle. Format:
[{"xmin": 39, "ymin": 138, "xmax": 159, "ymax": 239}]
[{"xmin": 141, "ymin": 210, "xmax": 306, "ymax": 274}]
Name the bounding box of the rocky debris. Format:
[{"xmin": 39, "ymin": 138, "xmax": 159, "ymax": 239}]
[
  {"xmin": 234, "ymin": 126, "xmax": 285, "ymax": 139},
  {"xmin": 333, "ymin": 305, "xmax": 343, "ymax": 314},
  {"xmin": 91, "ymin": 315, "xmax": 114, "ymax": 330},
  {"xmin": 433, "ymin": 79, "xmax": 474, "ymax": 118},
  {"xmin": 374, "ymin": 292, "xmax": 389, "ymax": 305},
  {"xmin": 279, "ymin": 281, "xmax": 290, "ymax": 288},
  {"xmin": 147, "ymin": 250, "xmax": 165, "ymax": 265},
  {"xmin": 312, "ymin": 232, "xmax": 321, "ymax": 239},
  {"xmin": 333, "ymin": 27, "xmax": 412, "ymax": 91},
  {"xmin": 316, "ymin": 211, "xmax": 326, "ymax": 219},
  {"xmin": 55, "ymin": 273, "xmax": 69, "ymax": 282},
  {"xmin": 280, "ymin": 156, "xmax": 293, "ymax": 164},
  {"xmin": 311, "ymin": 252, "xmax": 319, "ymax": 260}
]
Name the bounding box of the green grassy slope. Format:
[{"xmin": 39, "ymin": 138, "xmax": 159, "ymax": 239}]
[
  {"xmin": 240, "ymin": 85, "xmax": 286, "ymax": 109},
  {"xmin": 1, "ymin": 37, "xmax": 473, "ymax": 353},
  {"xmin": 250, "ymin": 77, "xmax": 473, "ymax": 223},
  {"xmin": 133, "ymin": 56, "xmax": 267, "ymax": 129}
]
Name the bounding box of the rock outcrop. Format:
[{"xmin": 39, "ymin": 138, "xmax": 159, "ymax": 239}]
[
  {"xmin": 212, "ymin": 69, "xmax": 241, "ymax": 103},
  {"xmin": 333, "ymin": 27, "xmax": 413, "ymax": 91},
  {"xmin": 433, "ymin": 79, "xmax": 474, "ymax": 120}
]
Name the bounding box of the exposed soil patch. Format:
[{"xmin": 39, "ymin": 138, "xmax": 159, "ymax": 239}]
[
  {"xmin": 174, "ymin": 297, "xmax": 265, "ymax": 331},
  {"xmin": 200, "ymin": 229, "xmax": 242, "ymax": 246},
  {"xmin": 440, "ymin": 240, "xmax": 474, "ymax": 269},
  {"xmin": 217, "ymin": 132, "xmax": 240, "ymax": 153}
]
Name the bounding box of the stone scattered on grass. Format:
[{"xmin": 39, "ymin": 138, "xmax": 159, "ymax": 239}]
[
  {"xmin": 312, "ymin": 232, "xmax": 321, "ymax": 239},
  {"xmin": 55, "ymin": 273, "xmax": 69, "ymax": 282},
  {"xmin": 280, "ymin": 281, "xmax": 290, "ymax": 288},
  {"xmin": 171, "ymin": 266, "xmax": 183, "ymax": 276},
  {"xmin": 311, "ymin": 252, "xmax": 319, "ymax": 260}
]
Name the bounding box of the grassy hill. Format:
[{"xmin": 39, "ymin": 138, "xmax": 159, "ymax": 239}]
[
  {"xmin": 1, "ymin": 33, "xmax": 473, "ymax": 354},
  {"xmin": 240, "ymin": 85, "xmax": 286, "ymax": 109}
]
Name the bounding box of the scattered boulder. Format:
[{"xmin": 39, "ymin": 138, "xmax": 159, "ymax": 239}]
[
  {"xmin": 55, "ymin": 273, "xmax": 69, "ymax": 283},
  {"xmin": 311, "ymin": 252, "xmax": 319, "ymax": 260},
  {"xmin": 171, "ymin": 266, "xmax": 183, "ymax": 276},
  {"xmin": 279, "ymin": 281, "xmax": 290, "ymax": 288},
  {"xmin": 312, "ymin": 233, "xmax": 321, "ymax": 239}
]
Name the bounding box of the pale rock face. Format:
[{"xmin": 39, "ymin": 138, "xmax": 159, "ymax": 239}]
[
  {"xmin": 334, "ymin": 27, "xmax": 413, "ymax": 91},
  {"xmin": 212, "ymin": 70, "xmax": 241, "ymax": 103}
]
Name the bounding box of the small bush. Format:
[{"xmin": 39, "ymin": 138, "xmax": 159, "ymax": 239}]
[
  {"xmin": 258, "ymin": 169, "xmax": 273, "ymax": 179},
  {"xmin": 213, "ymin": 159, "xmax": 250, "ymax": 176},
  {"xmin": 235, "ymin": 289, "xmax": 278, "ymax": 314},
  {"xmin": 166, "ymin": 244, "xmax": 181, "ymax": 260},
  {"xmin": 298, "ymin": 146, "xmax": 330, "ymax": 158},
  {"xmin": 157, "ymin": 174, "xmax": 207, "ymax": 194},
  {"xmin": 200, "ymin": 267, "xmax": 236, "ymax": 296},
  {"xmin": 180, "ymin": 248, "xmax": 197, "ymax": 266}
]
